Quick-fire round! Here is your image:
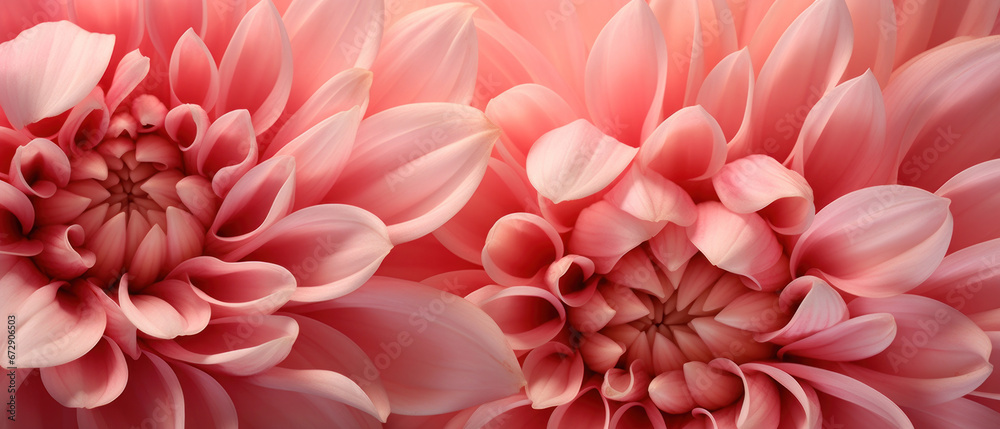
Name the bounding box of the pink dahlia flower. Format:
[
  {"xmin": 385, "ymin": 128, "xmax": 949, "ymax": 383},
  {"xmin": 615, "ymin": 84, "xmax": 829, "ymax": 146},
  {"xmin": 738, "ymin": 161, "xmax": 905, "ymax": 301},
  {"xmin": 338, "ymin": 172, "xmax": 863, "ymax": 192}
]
[
  {"xmin": 377, "ymin": 0, "xmax": 1000, "ymax": 427},
  {"xmin": 1, "ymin": 0, "xmax": 524, "ymax": 427}
]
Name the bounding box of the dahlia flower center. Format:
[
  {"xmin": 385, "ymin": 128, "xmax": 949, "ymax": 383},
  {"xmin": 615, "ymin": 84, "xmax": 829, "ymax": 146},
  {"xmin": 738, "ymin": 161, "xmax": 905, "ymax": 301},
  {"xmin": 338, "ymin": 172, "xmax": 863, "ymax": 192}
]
[{"xmin": 23, "ymin": 96, "xmax": 214, "ymax": 289}]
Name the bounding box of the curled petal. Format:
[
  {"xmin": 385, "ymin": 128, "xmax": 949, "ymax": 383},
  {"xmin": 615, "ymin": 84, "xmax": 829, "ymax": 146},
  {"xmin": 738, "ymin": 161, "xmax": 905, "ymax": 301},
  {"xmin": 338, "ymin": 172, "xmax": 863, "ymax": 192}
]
[
  {"xmin": 757, "ymin": 276, "xmax": 849, "ymax": 344},
  {"xmin": 0, "ymin": 181, "xmax": 41, "ymax": 255},
  {"xmin": 326, "ymin": 103, "xmax": 498, "ymax": 244},
  {"xmin": 697, "ymin": 48, "xmax": 754, "ymax": 145},
  {"xmin": 32, "ymin": 224, "xmax": 96, "ymax": 278},
  {"xmin": 638, "ymin": 105, "xmax": 727, "ymax": 182},
  {"xmin": 169, "ymin": 256, "xmax": 295, "ymax": 318},
  {"xmin": 106, "ymin": 50, "xmax": 150, "ymax": 114},
  {"xmin": 585, "ymin": 0, "xmax": 667, "ymax": 145},
  {"xmin": 296, "ymin": 277, "xmax": 525, "ymax": 415},
  {"xmin": 216, "ymin": 0, "xmax": 293, "ymax": 134},
  {"xmin": 40, "ymin": 336, "xmax": 127, "ymax": 408},
  {"xmin": 207, "ymin": 156, "xmax": 295, "ymax": 256},
  {"xmin": 790, "ymin": 185, "xmax": 953, "ymax": 297},
  {"xmin": 714, "ymin": 154, "xmax": 814, "ymax": 234},
  {"xmin": 196, "ymin": 109, "xmax": 259, "ymax": 197},
  {"xmin": 9, "ymin": 138, "xmax": 71, "ymax": 198},
  {"xmin": 0, "ymin": 21, "xmax": 114, "ymax": 129},
  {"xmin": 118, "ymin": 277, "xmax": 211, "ymax": 340},
  {"xmin": 147, "ymin": 315, "xmax": 299, "ymax": 376},
  {"xmin": 547, "ymin": 383, "xmax": 611, "ymax": 429},
  {"xmin": 369, "ymin": 3, "xmax": 478, "ymax": 112},
  {"xmin": 603, "ymin": 360, "xmax": 651, "ymax": 403},
  {"xmin": 169, "ymin": 29, "xmax": 220, "ymax": 110},
  {"xmin": 221, "ymin": 204, "xmax": 392, "ymax": 303},
  {"xmin": 526, "ymin": 119, "xmax": 637, "ymax": 204},
  {"xmin": 466, "ymin": 285, "xmax": 567, "ymax": 351},
  {"xmin": 778, "ymin": 313, "xmax": 897, "ymax": 361},
  {"xmin": 273, "ymin": 107, "xmax": 360, "ymax": 209},
  {"xmin": 547, "ymin": 255, "xmax": 600, "ymax": 307},
  {"xmin": 522, "ymin": 342, "xmax": 585, "ymax": 408}
]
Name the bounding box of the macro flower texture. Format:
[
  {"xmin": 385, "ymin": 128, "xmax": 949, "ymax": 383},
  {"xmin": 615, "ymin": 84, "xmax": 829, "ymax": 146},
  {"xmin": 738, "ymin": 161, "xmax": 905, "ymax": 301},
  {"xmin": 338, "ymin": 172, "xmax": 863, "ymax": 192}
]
[
  {"xmin": 0, "ymin": 0, "xmax": 528, "ymax": 427},
  {"xmin": 373, "ymin": 0, "xmax": 1000, "ymax": 428}
]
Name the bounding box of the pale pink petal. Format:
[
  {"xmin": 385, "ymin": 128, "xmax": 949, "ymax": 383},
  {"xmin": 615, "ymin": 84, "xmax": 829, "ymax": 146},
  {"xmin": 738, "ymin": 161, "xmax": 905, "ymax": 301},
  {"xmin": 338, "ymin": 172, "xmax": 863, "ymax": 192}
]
[
  {"xmin": 434, "ymin": 158, "xmax": 536, "ymax": 264},
  {"xmin": 168, "ymin": 361, "xmax": 239, "ymax": 429},
  {"xmin": 778, "ymin": 313, "xmax": 897, "ymax": 361},
  {"xmin": 484, "ymin": 83, "xmax": 579, "ymax": 170},
  {"xmin": 169, "ymin": 256, "xmax": 294, "ymax": 317},
  {"xmin": 841, "ymin": 294, "xmax": 992, "ymax": 407},
  {"xmin": 569, "ymin": 201, "xmax": 664, "ymax": 273},
  {"xmin": 747, "ymin": 0, "xmax": 854, "ymax": 161},
  {"xmin": 548, "ymin": 383, "xmax": 611, "ymax": 429},
  {"xmin": 585, "ymin": 0, "xmax": 667, "ymax": 145},
  {"xmin": 220, "ymin": 204, "xmax": 392, "ymax": 303},
  {"xmin": 39, "ymin": 336, "xmax": 127, "ymax": 408},
  {"xmin": 606, "ymin": 166, "xmax": 697, "ymax": 226},
  {"xmin": 890, "ymin": 37, "xmax": 1000, "ymax": 191},
  {"xmin": 649, "ymin": 0, "xmax": 704, "ymax": 114},
  {"xmin": 325, "ymin": 103, "xmax": 498, "ymax": 244},
  {"xmin": 638, "ymin": 106, "xmax": 727, "ymax": 182},
  {"xmin": 9, "ymin": 138, "xmax": 71, "ymax": 198},
  {"xmin": 648, "ymin": 222, "xmax": 698, "ymax": 272},
  {"xmin": 164, "ymin": 103, "xmax": 211, "ymax": 158},
  {"xmin": 911, "ymin": 237, "xmax": 1000, "ymax": 315},
  {"xmin": 526, "ymin": 119, "xmax": 637, "ymax": 203},
  {"xmin": 770, "ymin": 362, "xmax": 914, "ymax": 428},
  {"xmin": 697, "ymin": 48, "xmax": 754, "ymax": 146},
  {"xmin": 713, "ymin": 154, "xmax": 814, "ymax": 234},
  {"xmin": 118, "ymin": 277, "xmax": 211, "ymax": 340},
  {"xmin": 368, "ymin": 3, "xmax": 477, "ymax": 112},
  {"xmin": 216, "ymin": 0, "xmax": 293, "ymax": 134},
  {"xmin": 268, "ymin": 67, "xmax": 372, "ymax": 153},
  {"xmin": 296, "ymin": 277, "xmax": 525, "ymax": 415},
  {"xmin": 57, "ymin": 87, "xmax": 110, "ymax": 152},
  {"xmin": 147, "ymin": 315, "xmax": 298, "ymax": 376},
  {"xmin": 274, "ymin": 107, "xmax": 360, "ymax": 209},
  {"xmin": 106, "ymin": 49, "xmax": 150, "ymax": 114},
  {"xmin": 744, "ymin": 0, "xmax": 811, "ymax": 75},
  {"xmin": 0, "ymin": 181, "xmax": 41, "ymax": 256},
  {"xmin": 206, "ymin": 157, "xmax": 294, "ymax": 256},
  {"xmin": 89, "ymin": 280, "xmax": 140, "ymax": 359},
  {"xmin": 687, "ymin": 201, "xmax": 781, "ymax": 279},
  {"xmin": 788, "ymin": 71, "xmax": 892, "ymax": 208},
  {"xmin": 790, "ymin": 185, "xmax": 952, "ymax": 297},
  {"xmin": 247, "ymin": 314, "xmax": 391, "ymax": 422},
  {"xmin": 196, "ymin": 109, "xmax": 259, "ymax": 197},
  {"xmin": 904, "ymin": 397, "xmax": 1000, "ymax": 428},
  {"xmin": 169, "ymin": 29, "xmax": 220, "ymax": 110},
  {"xmin": 145, "ymin": 0, "xmax": 206, "ymax": 61},
  {"xmin": 76, "ymin": 352, "xmax": 184, "ymax": 429},
  {"xmin": 465, "ymin": 285, "xmax": 567, "ymax": 351},
  {"xmin": 0, "ymin": 266, "xmax": 106, "ymax": 367},
  {"xmin": 843, "ymin": 0, "xmax": 896, "ymax": 86},
  {"xmin": 522, "ymin": 342, "xmax": 585, "ymax": 408},
  {"xmin": 935, "ymin": 159, "xmax": 1000, "ymax": 252},
  {"xmin": 757, "ymin": 276, "xmax": 848, "ymax": 344},
  {"xmin": 282, "ymin": 0, "xmax": 382, "ymax": 112},
  {"xmin": 218, "ymin": 375, "xmax": 382, "ymax": 428}
]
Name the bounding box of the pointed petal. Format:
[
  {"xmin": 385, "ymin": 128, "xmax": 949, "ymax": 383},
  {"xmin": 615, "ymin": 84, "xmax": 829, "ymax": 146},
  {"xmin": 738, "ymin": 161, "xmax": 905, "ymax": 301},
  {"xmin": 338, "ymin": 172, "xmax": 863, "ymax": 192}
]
[
  {"xmin": 484, "ymin": 83, "xmax": 579, "ymax": 170},
  {"xmin": 911, "ymin": 237, "xmax": 1000, "ymax": 316},
  {"xmin": 585, "ymin": 0, "xmax": 668, "ymax": 145},
  {"xmin": 147, "ymin": 315, "xmax": 298, "ymax": 376},
  {"xmin": 757, "ymin": 276, "xmax": 848, "ymax": 344},
  {"xmin": 697, "ymin": 48, "xmax": 754, "ymax": 145},
  {"xmin": 790, "ymin": 185, "xmax": 953, "ymax": 297},
  {"xmin": 221, "ymin": 204, "xmax": 392, "ymax": 303},
  {"xmin": 169, "ymin": 29, "xmax": 220, "ymax": 110},
  {"xmin": 207, "ymin": 156, "xmax": 294, "ymax": 256},
  {"xmin": 369, "ymin": 3, "xmax": 478, "ymax": 112},
  {"xmin": 218, "ymin": 375, "xmax": 382, "ymax": 428},
  {"xmin": 606, "ymin": 166, "xmax": 697, "ymax": 226},
  {"xmin": 196, "ymin": 109, "xmax": 259, "ymax": 197},
  {"xmin": 216, "ymin": 0, "xmax": 293, "ymax": 134},
  {"xmin": 39, "ymin": 336, "xmax": 127, "ymax": 408},
  {"xmin": 325, "ymin": 103, "xmax": 498, "ymax": 244},
  {"xmin": 527, "ymin": 119, "xmax": 637, "ymax": 204},
  {"xmin": 273, "ymin": 107, "xmax": 360, "ymax": 209},
  {"xmin": 0, "ymin": 21, "xmax": 114, "ymax": 129},
  {"xmin": 296, "ymin": 277, "xmax": 525, "ymax": 415},
  {"xmin": 842, "ymin": 0, "xmax": 896, "ymax": 86},
  {"xmin": 778, "ymin": 313, "xmax": 897, "ymax": 361},
  {"xmin": 268, "ymin": 67, "xmax": 372, "ymax": 152}
]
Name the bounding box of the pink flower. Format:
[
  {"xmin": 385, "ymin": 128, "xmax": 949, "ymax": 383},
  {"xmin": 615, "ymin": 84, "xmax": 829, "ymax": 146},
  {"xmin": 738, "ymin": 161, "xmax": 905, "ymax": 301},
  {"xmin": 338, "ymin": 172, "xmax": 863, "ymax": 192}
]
[
  {"xmin": 1, "ymin": 0, "xmax": 523, "ymax": 426},
  {"xmin": 378, "ymin": 0, "xmax": 1000, "ymax": 427}
]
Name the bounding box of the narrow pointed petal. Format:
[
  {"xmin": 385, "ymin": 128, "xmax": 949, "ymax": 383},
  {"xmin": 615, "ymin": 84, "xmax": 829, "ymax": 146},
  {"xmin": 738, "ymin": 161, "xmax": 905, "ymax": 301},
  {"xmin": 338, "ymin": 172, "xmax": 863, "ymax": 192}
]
[
  {"xmin": 748, "ymin": 0, "xmax": 854, "ymax": 161},
  {"xmin": 778, "ymin": 313, "xmax": 897, "ymax": 361},
  {"xmin": 169, "ymin": 29, "xmax": 220, "ymax": 110},
  {"xmin": 207, "ymin": 157, "xmax": 294, "ymax": 256},
  {"xmin": 0, "ymin": 181, "xmax": 41, "ymax": 255},
  {"xmin": 76, "ymin": 352, "xmax": 185, "ymax": 429},
  {"xmin": 268, "ymin": 67, "xmax": 372, "ymax": 153},
  {"xmin": 40, "ymin": 336, "xmax": 127, "ymax": 408},
  {"xmin": 890, "ymin": 37, "xmax": 1000, "ymax": 191},
  {"xmin": 789, "ymin": 71, "xmax": 892, "ymax": 208},
  {"xmin": 274, "ymin": 107, "xmax": 360, "ymax": 209},
  {"xmin": 935, "ymin": 159, "xmax": 1000, "ymax": 252},
  {"xmin": 697, "ymin": 48, "xmax": 754, "ymax": 145},
  {"xmin": 196, "ymin": 109, "xmax": 259, "ymax": 197},
  {"xmin": 790, "ymin": 185, "xmax": 953, "ymax": 297},
  {"xmin": 216, "ymin": 0, "xmax": 293, "ymax": 134},
  {"xmin": 221, "ymin": 204, "xmax": 392, "ymax": 303},
  {"xmin": 586, "ymin": 0, "xmax": 668, "ymax": 145},
  {"xmin": 527, "ymin": 119, "xmax": 637, "ymax": 204},
  {"xmin": 282, "ymin": 0, "xmax": 382, "ymax": 112},
  {"xmin": 369, "ymin": 3, "xmax": 478, "ymax": 112},
  {"xmin": 325, "ymin": 103, "xmax": 498, "ymax": 244},
  {"xmin": 106, "ymin": 50, "xmax": 150, "ymax": 114},
  {"xmin": 757, "ymin": 276, "xmax": 848, "ymax": 344},
  {"xmin": 147, "ymin": 315, "xmax": 299, "ymax": 376},
  {"xmin": 0, "ymin": 21, "xmax": 114, "ymax": 129},
  {"xmin": 296, "ymin": 277, "xmax": 525, "ymax": 415},
  {"xmin": 638, "ymin": 105, "xmax": 727, "ymax": 182}
]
